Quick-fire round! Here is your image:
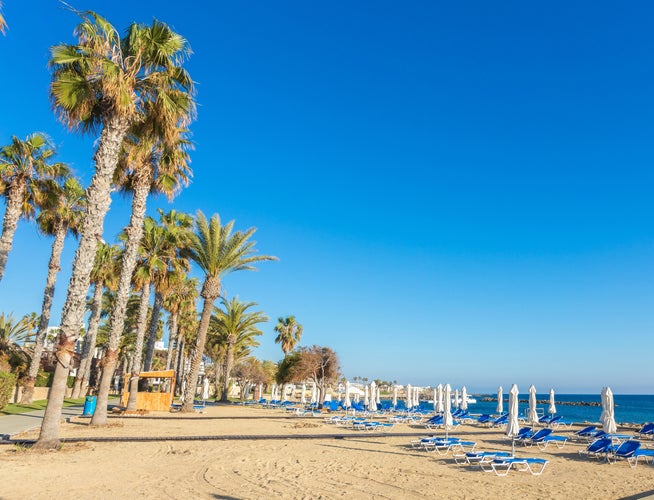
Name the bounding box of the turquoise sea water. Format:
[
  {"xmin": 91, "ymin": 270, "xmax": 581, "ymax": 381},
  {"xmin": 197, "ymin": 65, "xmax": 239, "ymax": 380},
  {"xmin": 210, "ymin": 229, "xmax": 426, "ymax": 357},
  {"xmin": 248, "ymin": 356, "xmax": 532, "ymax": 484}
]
[{"xmin": 401, "ymin": 394, "xmax": 654, "ymax": 425}]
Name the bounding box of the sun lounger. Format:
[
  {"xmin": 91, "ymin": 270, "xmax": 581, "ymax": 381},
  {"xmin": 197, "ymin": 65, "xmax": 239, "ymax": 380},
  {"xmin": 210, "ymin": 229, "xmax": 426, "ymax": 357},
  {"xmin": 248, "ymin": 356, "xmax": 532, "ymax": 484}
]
[
  {"xmin": 481, "ymin": 457, "xmax": 549, "ymax": 476},
  {"xmin": 490, "ymin": 414, "xmax": 508, "ymax": 427},
  {"xmin": 608, "ymin": 440, "xmax": 642, "ymax": 464},
  {"xmin": 571, "ymin": 425, "xmax": 598, "ymax": 442},
  {"xmin": 578, "ymin": 438, "xmax": 613, "ymax": 460},
  {"xmin": 422, "ymin": 437, "xmax": 476, "ymax": 455},
  {"xmin": 476, "ymin": 414, "xmax": 492, "ymax": 424},
  {"xmin": 521, "ymin": 428, "xmax": 568, "ymax": 450},
  {"xmin": 628, "ymin": 449, "xmax": 654, "ymax": 467},
  {"xmin": 454, "ymin": 451, "xmax": 511, "ymax": 466},
  {"xmin": 636, "ymin": 423, "xmax": 654, "ymax": 440}
]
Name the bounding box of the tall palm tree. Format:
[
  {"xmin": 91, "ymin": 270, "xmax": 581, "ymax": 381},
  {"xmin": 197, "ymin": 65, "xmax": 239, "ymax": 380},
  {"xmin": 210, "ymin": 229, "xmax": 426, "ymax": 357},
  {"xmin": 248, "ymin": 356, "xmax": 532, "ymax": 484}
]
[
  {"xmin": 70, "ymin": 243, "xmax": 121, "ymax": 399},
  {"xmin": 39, "ymin": 11, "xmax": 195, "ymax": 447},
  {"xmin": 142, "ymin": 210, "xmax": 192, "ymax": 372},
  {"xmin": 21, "ymin": 176, "xmax": 85, "ymax": 403},
  {"xmin": 92, "ymin": 133, "xmax": 191, "ymax": 424},
  {"xmin": 180, "ymin": 212, "xmax": 277, "ymax": 411},
  {"xmin": 0, "ymin": 133, "xmax": 68, "ymax": 282},
  {"xmin": 209, "ymin": 297, "xmax": 267, "ymax": 401},
  {"xmin": 274, "ymin": 316, "xmax": 303, "ymax": 357},
  {"xmin": 163, "ymin": 275, "xmax": 198, "ymax": 370}
]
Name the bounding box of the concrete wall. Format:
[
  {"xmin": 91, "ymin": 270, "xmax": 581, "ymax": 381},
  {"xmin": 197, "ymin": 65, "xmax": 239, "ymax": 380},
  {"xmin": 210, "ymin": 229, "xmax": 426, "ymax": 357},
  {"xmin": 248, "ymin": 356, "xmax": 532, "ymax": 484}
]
[{"xmin": 12, "ymin": 386, "xmax": 73, "ymax": 403}]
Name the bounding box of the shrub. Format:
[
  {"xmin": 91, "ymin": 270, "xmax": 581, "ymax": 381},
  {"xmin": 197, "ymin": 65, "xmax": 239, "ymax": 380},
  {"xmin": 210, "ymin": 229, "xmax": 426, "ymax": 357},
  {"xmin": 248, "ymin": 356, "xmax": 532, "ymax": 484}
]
[
  {"xmin": 34, "ymin": 370, "xmax": 51, "ymax": 387},
  {"xmin": 0, "ymin": 371, "xmax": 16, "ymax": 410}
]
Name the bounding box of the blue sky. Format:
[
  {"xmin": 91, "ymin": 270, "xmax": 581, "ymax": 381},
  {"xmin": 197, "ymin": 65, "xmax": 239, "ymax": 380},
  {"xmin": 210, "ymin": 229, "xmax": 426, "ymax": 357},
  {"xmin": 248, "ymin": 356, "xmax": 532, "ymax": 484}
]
[{"xmin": 0, "ymin": 1, "xmax": 652, "ymax": 393}]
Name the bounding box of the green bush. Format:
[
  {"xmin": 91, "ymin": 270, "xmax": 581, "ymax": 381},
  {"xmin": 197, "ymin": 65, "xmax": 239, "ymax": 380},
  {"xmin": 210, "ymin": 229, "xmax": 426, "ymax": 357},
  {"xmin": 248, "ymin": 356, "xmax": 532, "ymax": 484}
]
[
  {"xmin": 0, "ymin": 371, "xmax": 16, "ymax": 410},
  {"xmin": 34, "ymin": 370, "xmax": 51, "ymax": 387},
  {"xmin": 33, "ymin": 371, "xmax": 75, "ymax": 388}
]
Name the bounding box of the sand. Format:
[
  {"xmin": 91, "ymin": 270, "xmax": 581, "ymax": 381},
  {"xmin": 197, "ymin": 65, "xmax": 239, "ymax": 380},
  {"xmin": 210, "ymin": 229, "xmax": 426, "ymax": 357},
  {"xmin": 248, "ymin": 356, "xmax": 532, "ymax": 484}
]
[{"xmin": 2, "ymin": 405, "xmax": 653, "ymax": 499}]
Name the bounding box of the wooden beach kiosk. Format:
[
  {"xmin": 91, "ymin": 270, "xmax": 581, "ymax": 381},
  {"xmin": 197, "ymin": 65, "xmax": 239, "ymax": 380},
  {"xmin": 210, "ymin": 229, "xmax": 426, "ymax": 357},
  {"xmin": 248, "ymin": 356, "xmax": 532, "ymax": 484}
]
[{"xmin": 120, "ymin": 369, "xmax": 175, "ymax": 412}]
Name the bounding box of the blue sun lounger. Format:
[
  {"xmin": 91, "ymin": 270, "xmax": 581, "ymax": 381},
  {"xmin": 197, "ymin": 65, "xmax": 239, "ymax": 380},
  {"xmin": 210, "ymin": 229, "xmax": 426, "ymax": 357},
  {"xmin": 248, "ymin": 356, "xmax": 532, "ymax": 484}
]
[
  {"xmin": 454, "ymin": 451, "xmax": 511, "ymax": 466},
  {"xmin": 578, "ymin": 438, "xmax": 613, "ymax": 460},
  {"xmin": 522, "ymin": 428, "xmax": 568, "ymax": 450},
  {"xmin": 571, "ymin": 425, "xmax": 598, "ymax": 442},
  {"xmin": 481, "ymin": 457, "xmax": 549, "ymax": 476},
  {"xmin": 636, "ymin": 423, "xmax": 654, "ymax": 439}
]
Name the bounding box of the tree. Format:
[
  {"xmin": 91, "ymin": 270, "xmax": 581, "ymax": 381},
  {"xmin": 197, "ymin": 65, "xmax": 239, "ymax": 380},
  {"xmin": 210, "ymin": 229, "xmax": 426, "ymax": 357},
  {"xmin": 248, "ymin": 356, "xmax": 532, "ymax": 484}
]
[
  {"xmin": 273, "ymin": 316, "xmax": 303, "ymax": 357},
  {"xmin": 70, "ymin": 243, "xmax": 121, "ymax": 399},
  {"xmin": 21, "ymin": 176, "xmax": 85, "ymax": 403},
  {"xmin": 277, "ymin": 346, "xmax": 340, "ymax": 408},
  {"xmin": 208, "ymin": 297, "xmax": 267, "ymax": 401},
  {"xmin": 92, "ymin": 130, "xmax": 192, "ymax": 424},
  {"xmin": 180, "ymin": 212, "xmax": 277, "ymax": 411},
  {"xmin": 0, "ymin": 133, "xmax": 68, "ymax": 281},
  {"xmin": 0, "ymin": 312, "xmax": 36, "ymax": 373},
  {"xmin": 232, "ymin": 357, "xmax": 267, "ymax": 400},
  {"xmin": 38, "ymin": 10, "xmax": 195, "ymax": 447},
  {"xmin": 163, "ymin": 275, "xmax": 198, "ymax": 370},
  {"xmin": 142, "ymin": 210, "xmax": 193, "ymax": 372}
]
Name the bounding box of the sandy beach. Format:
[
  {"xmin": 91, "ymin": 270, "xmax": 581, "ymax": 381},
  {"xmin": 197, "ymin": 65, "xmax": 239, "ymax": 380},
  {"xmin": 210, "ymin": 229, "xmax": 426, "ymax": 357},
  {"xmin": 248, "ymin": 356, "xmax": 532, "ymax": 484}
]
[{"xmin": 2, "ymin": 404, "xmax": 653, "ymax": 499}]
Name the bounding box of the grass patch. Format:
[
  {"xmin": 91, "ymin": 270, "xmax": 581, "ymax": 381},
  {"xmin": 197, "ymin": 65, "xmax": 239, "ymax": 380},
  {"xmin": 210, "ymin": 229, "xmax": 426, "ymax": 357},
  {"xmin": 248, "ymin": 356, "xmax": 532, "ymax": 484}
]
[{"xmin": 0, "ymin": 398, "xmax": 87, "ymax": 416}]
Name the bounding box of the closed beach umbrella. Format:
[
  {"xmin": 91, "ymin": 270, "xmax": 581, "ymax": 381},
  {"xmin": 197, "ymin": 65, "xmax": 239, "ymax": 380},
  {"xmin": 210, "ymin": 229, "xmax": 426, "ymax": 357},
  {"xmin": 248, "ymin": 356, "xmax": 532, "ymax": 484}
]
[
  {"xmin": 443, "ymin": 384, "xmax": 453, "ymax": 436},
  {"xmin": 301, "ymin": 384, "xmax": 307, "ymax": 404},
  {"xmin": 258, "ymin": 383, "xmax": 263, "ymax": 400},
  {"xmin": 602, "ymin": 386, "xmax": 617, "ymax": 434},
  {"xmin": 548, "ymin": 388, "xmax": 556, "ymax": 415},
  {"xmin": 369, "ymin": 382, "xmax": 377, "ymax": 411},
  {"xmin": 496, "ymin": 386, "xmax": 503, "ymax": 415},
  {"xmin": 344, "ymin": 381, "xmax": 351, "ymax": 408},
  {"xmin": 454, "ymin": 389, "xmax": 460, "ymax": 409},
  {"xmin": 461, "ymin": 386, "xmax": 468, "ymax": 411},
  {"xmin": 436, "ymin": 384, "xmax": 444, "ymax": 413},
  {"xmin": 528, "ymin": 385, "xmax": 539, "ymax": 425},
  {"xmin": 282, "ymin": 384, "xmax": 288, "ymax": 402},
  {"xmin": 364, "ymin": 385, "xmax": 370, "ymax": 408},
  {"xmin": 414, "ymin": 387, "xmax": 420, "ymax": 408},
  {"xmin": 406, "ymin": 384, "xmax": 412, "ymax": 409},
  {"xmin": 433, "ymin": 387, "xmax": 438, "ymax": 411},
  {"xmin": 507, "ymin": 384, "xmax": 520, "ymax": 456},
  {"xmin": 392, "ymin": 386, "xmax": 398, "ymax": 408},
  {"xmin": 310, "ymin": 383, "xmax": 317, "ymax": 404},
  {"xmin": 376, "ymin": 386, "xmax": 381, "ymax": 405},
  {"xmin": 202, "ymin": 378, "xmax": 209, "ymax": 401}
]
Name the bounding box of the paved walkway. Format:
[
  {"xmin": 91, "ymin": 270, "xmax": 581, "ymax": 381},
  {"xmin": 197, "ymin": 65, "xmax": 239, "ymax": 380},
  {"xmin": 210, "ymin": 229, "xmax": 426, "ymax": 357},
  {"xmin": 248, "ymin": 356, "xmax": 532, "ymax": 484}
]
[{"xmin": 0, "ymin": 398, "xmax": 119, "ymax": 439}]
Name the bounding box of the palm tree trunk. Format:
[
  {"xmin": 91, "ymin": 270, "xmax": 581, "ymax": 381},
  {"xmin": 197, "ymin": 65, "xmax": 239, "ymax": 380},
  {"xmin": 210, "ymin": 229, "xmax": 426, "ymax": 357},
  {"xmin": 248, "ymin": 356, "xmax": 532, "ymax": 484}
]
[
  {"xmin": 0, "ymin": 182, "xmax": 26, "ymax": 282},
  {"xmin": 71, "ymin": 282, "xmax": 103, "ymax": 399},
  {"xmin": 21, "ymin": 224, "xmax": 66, "ymax": 403},
  {"xmin": 91, "ymin": 172, "xmax": 149, "ymax": 425},
  {"xmin": 213, "ymin": 360, "xmax": 223, "ymax": 401},
  {"xmin": 143, "ymin": 291, "xmax": 163, "ymax": 371},
  {"xmin": 181, "ymin": 291, "xmax": 215, "ymax": 412},
  {"xmin": 36, "ymin": 115, "xmax": 130, "ymax": 449},
  {"xmin": 165, "ymin": 315, "xmax": 178, "ymax": 370},
  {"xmin": 126, "ymin": 283, "xmax": 151, "ymax": 411},
  {"xmin": 221, "ymin": 341, "xmax": 235, "ymax": 402},
  {"xmin": 174, "ymin": 336, "xmax": 185, "ymax": 395}
]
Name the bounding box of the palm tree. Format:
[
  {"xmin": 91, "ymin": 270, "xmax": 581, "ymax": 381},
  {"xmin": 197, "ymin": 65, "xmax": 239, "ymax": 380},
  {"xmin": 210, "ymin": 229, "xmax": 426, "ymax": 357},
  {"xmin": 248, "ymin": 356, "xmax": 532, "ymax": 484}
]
[
  {"xmin": 0, "ymin": 312, "xmax": 36, "ymax": 369},
  {"xmin": 92, "ymin": 132, "xmax": 191, "ymax": 424},
  {"xmin": 163, "ymin": 275, "xmax": 198, "ymax": 370},
  {"xmin": 180, "ymin": 212, "xmax": 277, "ymax": 412},
  {"xmin": 274, "ymin": 316, "xmax": 303, "ymax": 357},
  {"xmin": 38, "ymin": 11, "xmax": 195, "ymax": 447},
  {"xmin": 142, "ymin": 210, "xmax": 193, "ymax": 372},
  {"xmin": 21, "ymin": 176, "xmax": 85, "ymax": 403},
  {"xmin": 209, "ymin": 297, "xmax": 267, "ymax": 401},
  {"xmin": 0, "ymin": 133, "xmax": 68, "ymax": 282},
  {"xmin": 70, "ymin": 243, "xmax": 121, "ymax": 399}
]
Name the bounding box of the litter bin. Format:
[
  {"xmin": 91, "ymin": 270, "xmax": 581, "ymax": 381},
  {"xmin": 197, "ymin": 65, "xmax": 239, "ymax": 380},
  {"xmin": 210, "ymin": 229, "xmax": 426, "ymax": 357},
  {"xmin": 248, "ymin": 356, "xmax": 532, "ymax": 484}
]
[{"xmin": 82, "ymin": 395, "xmax": 97, "ymax": 416}]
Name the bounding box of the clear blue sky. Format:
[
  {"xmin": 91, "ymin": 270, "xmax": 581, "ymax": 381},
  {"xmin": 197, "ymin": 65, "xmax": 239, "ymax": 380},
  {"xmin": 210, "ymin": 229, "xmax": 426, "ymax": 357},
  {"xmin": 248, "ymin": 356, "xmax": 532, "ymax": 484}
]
[{"xmin": 1, "ymin": 1, "xmax": 652, "ymax": 393}]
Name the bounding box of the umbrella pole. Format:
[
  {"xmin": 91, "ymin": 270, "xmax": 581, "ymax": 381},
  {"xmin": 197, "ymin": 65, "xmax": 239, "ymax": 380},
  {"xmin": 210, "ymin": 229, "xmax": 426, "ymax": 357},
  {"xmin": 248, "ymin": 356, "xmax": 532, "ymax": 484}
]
[{"xmin": 512, "ymin": 438, "xmax": 516, "ymax": 458}]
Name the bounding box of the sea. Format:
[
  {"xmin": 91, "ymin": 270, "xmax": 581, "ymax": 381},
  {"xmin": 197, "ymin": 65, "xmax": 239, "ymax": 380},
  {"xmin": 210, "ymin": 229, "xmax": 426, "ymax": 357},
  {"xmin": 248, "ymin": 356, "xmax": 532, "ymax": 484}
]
[{"xmin": 393, "ymin": 394, "xmax": 654, "ymax": 425}]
